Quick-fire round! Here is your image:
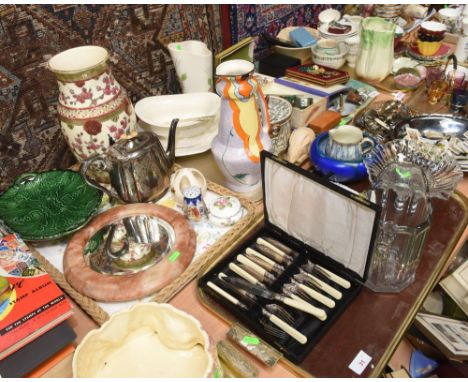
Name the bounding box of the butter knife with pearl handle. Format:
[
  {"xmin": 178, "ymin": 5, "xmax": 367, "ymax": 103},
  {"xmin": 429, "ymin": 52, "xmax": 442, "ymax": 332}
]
[
  {"xmin": 259, "ymin": 237, "xmax": 351, "ymax": 290},
  {"xmin": 245, "ymin": 248, "xmax": 285, "ymax": 275},
  {"xmin": 225, "ymin": 275, "xmax": 327, "ymax": 322},
  {"xmin": 297, "ymin": 268, "xmax": 342, "ymax": 300},
  {"xmin": 217, "ymin": 275, "xmax": 308, "ymax": 344},
  {"xmin": 292, "ymin": 275, "xmax": 336, "ymax": 308},
  {"xmin": 229, "ymin": 262, "xmax": 267, "ymax": 286},
  {"xmin": 302, "ymin": 260, "xmax": 351, "ymax": 289},
  {"xmin": 207, "ymin": 281, "xmax": 250, "ymax": 311}
]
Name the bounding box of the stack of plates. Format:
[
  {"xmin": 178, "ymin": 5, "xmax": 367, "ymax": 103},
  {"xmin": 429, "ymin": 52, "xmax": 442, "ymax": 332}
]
[
  {"xmin": 318, "ymin": 22, "xmax": 358, "ymax": 41},
  {"xmin": 373, "ymin": 5, "xmax": 403, "ymax": 22},
  {"xmin": 135, "ymin": 93, "xmax": 220, "ymax": 157}
]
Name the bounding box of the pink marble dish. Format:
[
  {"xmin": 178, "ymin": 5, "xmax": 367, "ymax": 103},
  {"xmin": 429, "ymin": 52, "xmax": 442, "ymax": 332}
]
[{"xmin": 63, "ymin": 203, "xmax": 196, "ymax": 302}]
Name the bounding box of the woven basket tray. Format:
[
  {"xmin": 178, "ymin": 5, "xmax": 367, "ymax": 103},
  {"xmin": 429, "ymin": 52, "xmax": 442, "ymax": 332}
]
[{"xmin": 33, "ymin": 176, "xmax": 258, "ymax": 325}]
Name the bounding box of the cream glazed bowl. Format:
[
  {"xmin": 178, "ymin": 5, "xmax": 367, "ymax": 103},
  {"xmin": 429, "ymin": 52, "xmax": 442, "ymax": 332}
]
[{"xmin": 73, "ymin": 303, "xmax": 214, "ymax": 378}]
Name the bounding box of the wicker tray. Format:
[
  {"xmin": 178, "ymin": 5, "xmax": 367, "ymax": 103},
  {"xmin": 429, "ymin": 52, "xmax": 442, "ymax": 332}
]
[{"xmin": 32, "ymin": 176, "xmax": 257, "ymax": 325}]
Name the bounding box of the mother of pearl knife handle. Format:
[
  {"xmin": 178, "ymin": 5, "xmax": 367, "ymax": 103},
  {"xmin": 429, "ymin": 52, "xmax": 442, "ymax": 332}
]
[
  {"xmin": 280, "ymin": 296, "xmax": 327, "ymax": 321},
  {"xmin": 305, "ymin": 273, "xmax": 342, "ymax": 300},
  {"xmin": 207, "ymin": 281, "xmax": 242, "ymax": 306},
  {"xmin": 316, "ymin": 265, "xmax": 351, "ymax": 289},
  {"xmin": 257, "ymin": 237, "xmax": 287, "ymax": 257},
  {"xmin": 246, "ymin": 247, "xmax": 276, "ymax": 266},
  {"xmin": 229, "ymin": 263, "xmax": 263, "ymax": 286},
  {"xmin": 265, "ymin": 312, "xmax": 307, "ymax": 345},
  {"xmin": 237, "ymin": 254, "xmax": 268, "ymax": 276},
  {"xmin": 297, "ymin": 283, "xmax": 335, "ymax": 308}
]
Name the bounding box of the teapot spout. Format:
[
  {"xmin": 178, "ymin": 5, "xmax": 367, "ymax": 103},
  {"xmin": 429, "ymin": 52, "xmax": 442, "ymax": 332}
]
[{"xmin": 166, "ymin": 118, "xmax": 178, "ymax": 166}]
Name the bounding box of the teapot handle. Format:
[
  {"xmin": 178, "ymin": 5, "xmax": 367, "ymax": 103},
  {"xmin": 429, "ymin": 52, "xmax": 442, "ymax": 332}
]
[
  {"xmin": 254, "ymin": 79, "xmax": 271, "ymax": 135},
  {"xmin": 80, "ymin": 155, "xmax": 119, "ymax": 200}
]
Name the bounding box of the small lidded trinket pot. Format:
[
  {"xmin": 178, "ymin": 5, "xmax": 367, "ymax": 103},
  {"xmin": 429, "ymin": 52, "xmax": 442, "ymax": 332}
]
[
  {"xmin": 208, "ymin": 196, "xmax": 243, "ymax": 227},
  {"xmin": 183, "ymin": 186, "xmax": 208, "ymax": 222}
]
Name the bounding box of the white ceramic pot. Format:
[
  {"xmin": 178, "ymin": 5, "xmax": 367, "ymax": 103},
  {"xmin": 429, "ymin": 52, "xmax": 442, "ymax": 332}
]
[
  {"xmin": 208, "ymin": 195, "xmax": 243, "ymax": 227},
  {"xmin": 73, "ymin": 303, "xmax": 214, "ymax": 378},
  {"xmin": 168, "ymin": 40, "xmax": 213, "ymax": 93},
  {"xmin": 171, "ymin": 168, "xmax": 207, "ymax": 206},
  {"xmin": 48, "ymin": 46, "xmax": 137, "ymax": 161}
]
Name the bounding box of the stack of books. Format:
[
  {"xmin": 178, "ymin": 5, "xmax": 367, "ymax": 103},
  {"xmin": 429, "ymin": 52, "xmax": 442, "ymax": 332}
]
[{"xmin": 0, "ymin": 233, "xmax": 75, "ymax": 377}]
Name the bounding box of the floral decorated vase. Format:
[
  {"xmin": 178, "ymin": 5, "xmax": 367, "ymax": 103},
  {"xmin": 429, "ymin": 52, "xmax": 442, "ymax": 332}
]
[
  {"xmin": 48, "ymin": 45, "xmax": 137, "ymax": 161},
  {"xmin": 211, "ymin": 59, "xmax": 271, "ymax": 196}
]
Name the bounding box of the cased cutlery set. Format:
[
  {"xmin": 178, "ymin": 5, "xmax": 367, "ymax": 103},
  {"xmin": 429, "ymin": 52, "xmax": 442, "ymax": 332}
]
[
  {"xmin": 199, "ymin": 152, "xmax": 380, "ymax": 364},
  {"xmin": 205, "ymin": 236, "xmax": 354, "ymax": 348}
]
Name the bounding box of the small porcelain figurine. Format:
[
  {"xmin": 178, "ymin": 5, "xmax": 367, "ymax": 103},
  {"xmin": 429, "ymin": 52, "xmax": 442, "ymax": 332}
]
[
  {"xmin": 183, "ymin": 186, "xmax": 208, "ymax": 222},
  {"xmin": 171, "ymin": 168, "xmax": 207, "ymax": 206},
  {"xmin": 326, "ymin": 125, "xmax": 375, "ymax": 162}
]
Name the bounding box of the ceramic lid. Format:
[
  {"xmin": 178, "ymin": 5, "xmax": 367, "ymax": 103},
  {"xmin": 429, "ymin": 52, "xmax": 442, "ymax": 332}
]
[
  {"xmin": 208, "ymin": 196, "xmax": 241, "ymax": 219},
  {"xmin": 267, "ymin": 96, "xmax": 293, "ymax": 125},
  {"xmin": 184, "ymin": 186, "xmax": 202, "ymax": 199}
]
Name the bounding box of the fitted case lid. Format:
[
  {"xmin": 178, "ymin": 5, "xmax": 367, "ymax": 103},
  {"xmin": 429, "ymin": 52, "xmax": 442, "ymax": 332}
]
[{"xmin": 261, "ymin": 151, "xmax": 380, "ymax": 282}]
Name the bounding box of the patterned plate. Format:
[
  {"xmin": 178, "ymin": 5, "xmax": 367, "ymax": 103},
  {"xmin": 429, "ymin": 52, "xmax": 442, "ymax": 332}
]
[
  {"xmin": 0, "ymin": 170, "xmax": 102, "ymax": 241},
  {"xmin": 407, "ymin": 43, "xmax": 453, "ymax": 62}
]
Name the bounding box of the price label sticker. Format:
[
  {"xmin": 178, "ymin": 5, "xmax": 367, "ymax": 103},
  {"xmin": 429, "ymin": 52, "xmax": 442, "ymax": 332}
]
[
  {"xmin": 168, "ymin": 251, "xmax": 181, "ymax": 262},
  {"xmin": 242, "ymin": 336, "xmax": 260, "ymax": 345},
  {"xmin": 213, "ymin": 368, "xmax": 222, "ymax": 378},
  {"xmin": 348, "ymin": 350, "xmax": 372, "ymax": 375}
]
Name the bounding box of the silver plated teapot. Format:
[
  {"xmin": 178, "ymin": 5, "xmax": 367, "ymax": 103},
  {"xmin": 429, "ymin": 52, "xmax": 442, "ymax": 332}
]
[{"xmin": 81, "ymin": 119, "xmax": 178, "ymax": 203}]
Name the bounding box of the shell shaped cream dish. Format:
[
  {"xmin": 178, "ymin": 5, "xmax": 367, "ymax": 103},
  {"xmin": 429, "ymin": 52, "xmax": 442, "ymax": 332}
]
[{"xmin": 73, "ymin": 303, "xmax": 213, "ymax": 378}]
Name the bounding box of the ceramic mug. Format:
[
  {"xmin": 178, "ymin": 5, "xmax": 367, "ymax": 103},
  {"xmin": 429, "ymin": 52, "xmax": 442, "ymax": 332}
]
[
  {"xmin": 171, "ymin": 168, "xmax": 207, "ymax": 206},
  {"xmin": 326, "ymin": 125, "xmax": 375, "ymax": 162},
  {"xmin": 438, "ymin": 7, "xmax": 461, "ymax": 33},
  {"xmin": 315, "ymin": 39, "xmax": 340, "ymax": 56}
]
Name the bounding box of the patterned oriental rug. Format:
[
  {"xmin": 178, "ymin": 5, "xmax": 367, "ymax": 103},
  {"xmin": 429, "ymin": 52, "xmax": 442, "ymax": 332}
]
[
  {"xmin": 227, "ymin": 4, "xmax": 344, "ymax": 59},
  {"xmin": 0, "ymin": 4, "xmax": 223, "ymax": 192}
]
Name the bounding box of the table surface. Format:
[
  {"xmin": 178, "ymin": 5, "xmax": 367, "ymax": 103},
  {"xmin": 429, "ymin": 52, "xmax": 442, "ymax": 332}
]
[{"xmin": 39, "ymin": 66, "xmax": 468, "ymax": 378}]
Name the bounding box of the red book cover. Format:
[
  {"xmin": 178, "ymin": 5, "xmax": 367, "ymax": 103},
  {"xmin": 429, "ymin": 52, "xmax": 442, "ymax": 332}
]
[{"xmin": 0, "ymin": 234, "xmax": 73, "ymax": 360}]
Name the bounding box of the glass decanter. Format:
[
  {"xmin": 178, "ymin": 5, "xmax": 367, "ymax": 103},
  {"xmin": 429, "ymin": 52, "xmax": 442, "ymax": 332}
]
[{"xmin": 364, "ymin": 139, "xmax": 462, "ymax": 293}]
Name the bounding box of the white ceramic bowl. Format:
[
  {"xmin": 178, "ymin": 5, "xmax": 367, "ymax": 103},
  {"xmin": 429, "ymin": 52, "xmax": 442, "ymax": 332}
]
[
  {"xmin": 273, "ymin": 26, "xmax": 319, "ymax": 64},
  {"xmin": 135, "ymin": 92, "xmax": 220, "ymax": 129},
  {"xmin": 312, "ymin": 40, "xmax": 348, "ymax": 69},
  {"xmin": 421, "ymin": 21, "xmax": 447, "ymax": 33},
  {"xmin": 73, "ymin": 303, "xmax": 214, "ymax": 378}
]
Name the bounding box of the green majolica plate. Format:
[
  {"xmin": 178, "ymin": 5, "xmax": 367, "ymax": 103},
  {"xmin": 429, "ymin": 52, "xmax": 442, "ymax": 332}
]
[{"xmin": 0, "ymin": 170, "xmax": 102, "ymax": 241}]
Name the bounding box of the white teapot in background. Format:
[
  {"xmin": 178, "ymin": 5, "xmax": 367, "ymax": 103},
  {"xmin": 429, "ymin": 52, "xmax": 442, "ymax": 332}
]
[{"xmin": 171, "ymin": 168, "xmax": 207, "ymax": 206}]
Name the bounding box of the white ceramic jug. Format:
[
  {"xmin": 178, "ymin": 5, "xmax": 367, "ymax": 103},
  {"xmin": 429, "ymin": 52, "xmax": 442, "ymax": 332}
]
[{"xmin": 168, "ymin": 40, "xmax": 213, "ymax": 93}]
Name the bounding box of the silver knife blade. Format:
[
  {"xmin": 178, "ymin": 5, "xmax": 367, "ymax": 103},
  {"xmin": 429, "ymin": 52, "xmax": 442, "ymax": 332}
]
[{"xmin": 225, "ymin": 276, "xmax": 276, "ymax": 300}]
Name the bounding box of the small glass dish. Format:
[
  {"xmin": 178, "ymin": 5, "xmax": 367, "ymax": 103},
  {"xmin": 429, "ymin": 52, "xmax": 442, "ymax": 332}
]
[{"xmin": 394, "ymin": 67, "xmax": 423, "ymax": 91}]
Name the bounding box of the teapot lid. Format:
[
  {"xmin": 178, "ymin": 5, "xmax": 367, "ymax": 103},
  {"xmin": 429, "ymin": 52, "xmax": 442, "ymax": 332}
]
[{"xmin": 109, "ymin": 132, "xmax": 161, "ymax": 160}]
